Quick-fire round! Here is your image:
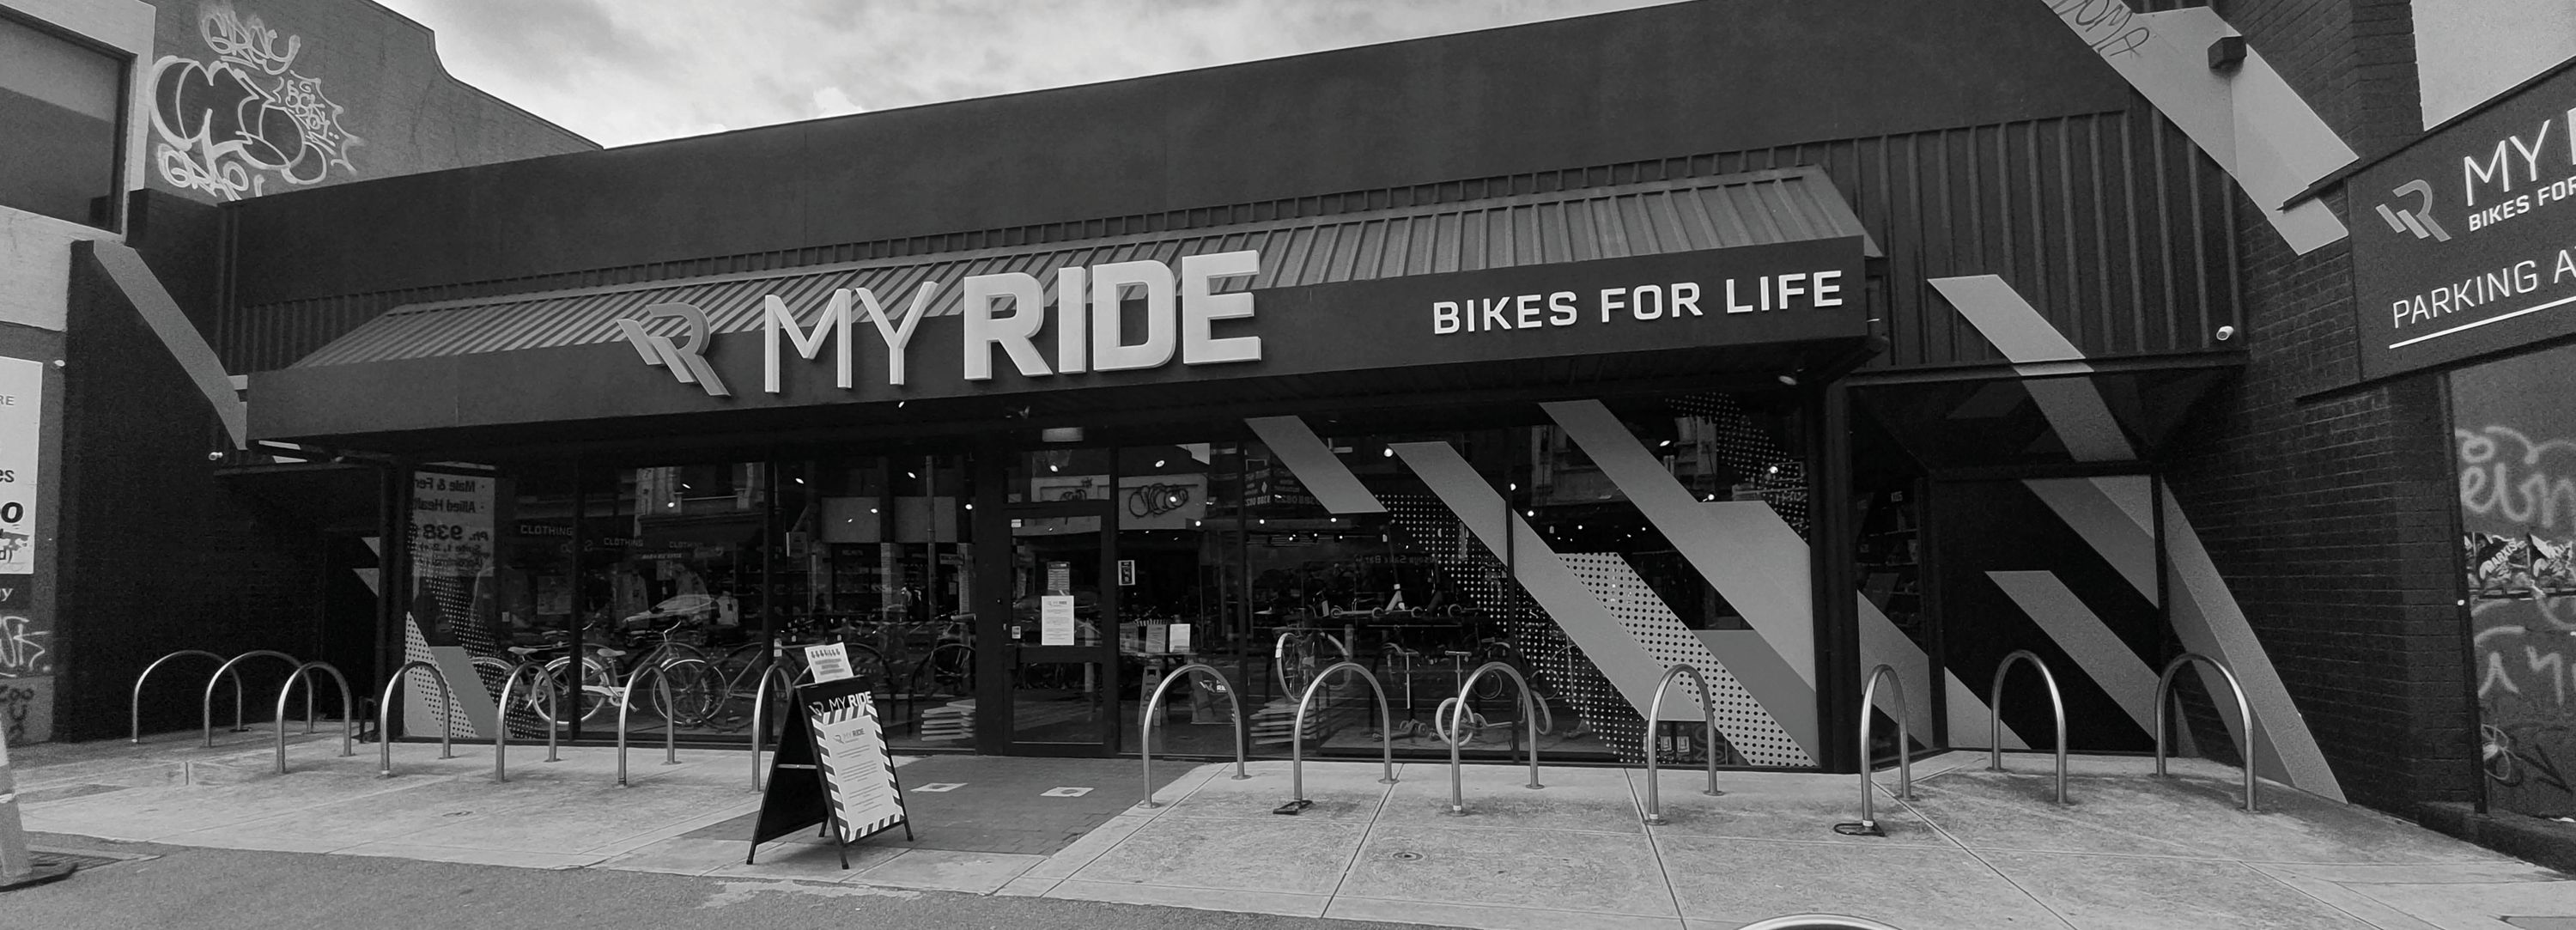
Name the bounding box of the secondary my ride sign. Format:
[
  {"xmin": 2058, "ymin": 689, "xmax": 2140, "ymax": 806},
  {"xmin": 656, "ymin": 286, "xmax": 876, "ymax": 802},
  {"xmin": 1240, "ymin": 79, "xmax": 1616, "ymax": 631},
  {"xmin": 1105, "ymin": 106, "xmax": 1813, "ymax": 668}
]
[
  {"xmin": 0, "ymin": 356, "xmax": 40, "ymax": 579},
  {"xmin": 2354, "ymin": 63, "xmax": 2576, "ymax": 380}
]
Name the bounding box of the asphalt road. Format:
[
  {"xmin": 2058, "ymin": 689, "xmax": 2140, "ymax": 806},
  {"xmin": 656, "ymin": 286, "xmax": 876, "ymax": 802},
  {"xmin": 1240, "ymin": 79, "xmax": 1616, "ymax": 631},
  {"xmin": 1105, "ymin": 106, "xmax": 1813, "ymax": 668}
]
[{"xmin": 8, "ymin": 833, "xmax": 1436, "ymax": 930}]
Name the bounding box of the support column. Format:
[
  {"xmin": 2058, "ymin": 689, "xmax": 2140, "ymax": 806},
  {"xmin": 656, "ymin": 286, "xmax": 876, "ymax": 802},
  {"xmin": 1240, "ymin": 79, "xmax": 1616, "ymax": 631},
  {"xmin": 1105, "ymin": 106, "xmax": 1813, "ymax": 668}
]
[{"xmin": 1810, "ymin": 384, "xmax": 1861, "ymax": 773}]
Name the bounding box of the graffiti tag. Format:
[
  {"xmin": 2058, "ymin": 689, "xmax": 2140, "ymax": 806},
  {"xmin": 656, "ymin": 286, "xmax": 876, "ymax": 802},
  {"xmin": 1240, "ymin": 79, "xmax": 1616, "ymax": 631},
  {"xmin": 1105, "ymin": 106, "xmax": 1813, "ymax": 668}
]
[
  {"xmin": 149, "ymin": 3, "xmax": 361, "ymax": 200},
  {"xmin": 0, "ymin": 684, "xmax": 32, "ymax": 744},
  {"xmin": 0, "ymin": 614, "xmax": 45, "ymax": 676},
  {"xmin": 2461, "ymin": 425, "xmax": 2576, "ymax": 531}
]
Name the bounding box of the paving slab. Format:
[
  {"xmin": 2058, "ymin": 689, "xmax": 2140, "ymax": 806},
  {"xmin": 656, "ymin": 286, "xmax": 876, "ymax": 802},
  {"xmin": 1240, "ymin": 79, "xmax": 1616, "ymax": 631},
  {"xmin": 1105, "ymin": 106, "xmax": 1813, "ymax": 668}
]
[
  {"xmin": 1633, "ymin": 768, "xmax": 1953, "ymax": 848},
  {"xmin": 1376, "ymin": 763, "xmax": 1643, "ymax": 834},
  {"xmin": 1981, "ymin": 849, "xmax": 2374, "ymax": 929},
  {"xmin": 1337, "ymin": 820, "xmax": 1674, "ymax": 917},
  {"xmin": 1155, "ymin": 763, "xmax": 1395, "ymax": 822},
  {"xmin": 1065, "ymin": 813, "xmax": 1366, "ymax": 896},
  {"xmin": 1653, "ymin": 833, "xmax": 2063, "ymax": 929}
]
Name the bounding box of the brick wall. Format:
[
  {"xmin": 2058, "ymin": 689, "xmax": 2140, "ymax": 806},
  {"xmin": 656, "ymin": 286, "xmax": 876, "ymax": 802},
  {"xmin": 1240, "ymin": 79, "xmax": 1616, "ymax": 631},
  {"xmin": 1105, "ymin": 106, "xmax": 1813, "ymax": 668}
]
[{"xmin": 2165, "ymin": 0, "xmax": 2469, "ymax": 814}]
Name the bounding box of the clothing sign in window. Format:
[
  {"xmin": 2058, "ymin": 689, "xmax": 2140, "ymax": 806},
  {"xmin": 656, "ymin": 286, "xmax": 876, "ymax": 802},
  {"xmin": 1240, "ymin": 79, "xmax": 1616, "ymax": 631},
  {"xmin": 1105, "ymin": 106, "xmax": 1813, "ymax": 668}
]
[{"xmin": 0, "ymin": 14, "xmax": 121, "ymax": 228}]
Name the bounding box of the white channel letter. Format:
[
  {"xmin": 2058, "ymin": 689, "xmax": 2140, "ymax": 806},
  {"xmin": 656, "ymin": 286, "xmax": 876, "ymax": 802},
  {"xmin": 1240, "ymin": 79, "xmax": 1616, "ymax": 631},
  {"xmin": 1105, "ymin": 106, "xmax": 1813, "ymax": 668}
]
[
  {"xmin": 762, "ymin": 289, "xmax": 852, "ymax": 393},
  {"xmin": 1091, "ymin": 259, "xmax": 1177, "ymax": 372},
  {"xmin": 858, "ymin": 280, "xmax": 939, "ymax": 386},
  {"xmin": 961, "ymin": 271, "xmax": 1052, "ymax": 380},
  {"xmin": 1182, "ymin": 250, "xmax": 1261, "ymax": 364},
  {"xmin": 1056, "ymin": 266, "xmax": 1089, "ymax": 374}
]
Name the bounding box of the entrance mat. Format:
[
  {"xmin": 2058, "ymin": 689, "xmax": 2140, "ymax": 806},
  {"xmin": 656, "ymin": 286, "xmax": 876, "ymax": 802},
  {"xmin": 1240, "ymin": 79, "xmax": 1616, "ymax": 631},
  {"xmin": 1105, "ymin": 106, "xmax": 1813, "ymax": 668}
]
[{"xmin": 687, "ymin": 756, "xmax": 1188, "ymax": 857}]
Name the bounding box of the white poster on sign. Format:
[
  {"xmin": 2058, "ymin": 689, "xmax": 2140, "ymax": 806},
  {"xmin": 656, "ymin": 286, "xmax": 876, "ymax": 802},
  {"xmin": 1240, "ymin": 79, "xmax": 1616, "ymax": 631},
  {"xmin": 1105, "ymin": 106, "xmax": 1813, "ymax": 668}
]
[
  {"xmin": 807, "ymin": 690, "xmax": 905, "ymax": 842},
  {"xmin": 805, "ymin": 642, "xmax": 854, "ymax": 683},
  {"xmin": 0, "ymin": 356, "xmax": 37, "ymax": 577},
  {"xmin": 1144, "ymin": 623, "xmax": 1169, "ymax": 653},
  {"xmin": 1041, "ymin": 595, "xmax": 1076, "ymax": 645},
  {"xmin": 1170, "ymin": 623, "xmax": 1193, "ymax": 653}
]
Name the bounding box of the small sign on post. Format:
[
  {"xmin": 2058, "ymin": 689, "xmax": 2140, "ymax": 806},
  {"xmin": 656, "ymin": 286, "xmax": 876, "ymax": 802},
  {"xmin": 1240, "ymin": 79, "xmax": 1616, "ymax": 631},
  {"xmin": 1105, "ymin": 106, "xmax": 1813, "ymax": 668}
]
[
  {"xmin": 804, "ymin": 642, "xmax": 854, "ymax": 683},
  {"xmin": 1117, "ymin": 559, "xmax": 1136, "ymax": 586}
]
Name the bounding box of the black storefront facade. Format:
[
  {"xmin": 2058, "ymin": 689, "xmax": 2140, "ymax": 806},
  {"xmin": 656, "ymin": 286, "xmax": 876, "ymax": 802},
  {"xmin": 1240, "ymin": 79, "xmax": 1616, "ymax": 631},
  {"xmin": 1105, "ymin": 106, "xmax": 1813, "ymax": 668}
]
[{"xmin": 108, "ymin": 1, "xmax": 2369, "ymax": 801}]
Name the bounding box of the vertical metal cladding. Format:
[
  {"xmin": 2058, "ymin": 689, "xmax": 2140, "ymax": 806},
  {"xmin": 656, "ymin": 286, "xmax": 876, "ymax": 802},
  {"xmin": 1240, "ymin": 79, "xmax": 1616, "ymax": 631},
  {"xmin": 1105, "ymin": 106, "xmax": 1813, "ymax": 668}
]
[{"xmin": 217, "ymin": 100, "xmax": 2236, "ymax": 376}]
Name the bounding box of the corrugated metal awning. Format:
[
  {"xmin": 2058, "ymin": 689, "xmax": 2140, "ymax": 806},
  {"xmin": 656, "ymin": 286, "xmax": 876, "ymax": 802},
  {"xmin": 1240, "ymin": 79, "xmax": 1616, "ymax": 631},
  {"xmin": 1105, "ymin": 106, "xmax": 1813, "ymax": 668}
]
[{"xmin": 294, "ymin": 167, "xmax": 1877, "ymax": 368}]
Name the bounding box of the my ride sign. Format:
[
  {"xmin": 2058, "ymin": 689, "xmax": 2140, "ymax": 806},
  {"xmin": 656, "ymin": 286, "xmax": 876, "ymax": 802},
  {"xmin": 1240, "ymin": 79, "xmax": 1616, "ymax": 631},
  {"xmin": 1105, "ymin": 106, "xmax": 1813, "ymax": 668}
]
[
  {"xmin": 634, "ymin": 240, "xmax": 1868, "ymax": 401},
  {"xmin": 2354, "ymin": 64, "xmax": 2576, "ymax": 380},
  {"xmin": 247, "ymin": 236, "xmax": 1870, "ymax": 436}
]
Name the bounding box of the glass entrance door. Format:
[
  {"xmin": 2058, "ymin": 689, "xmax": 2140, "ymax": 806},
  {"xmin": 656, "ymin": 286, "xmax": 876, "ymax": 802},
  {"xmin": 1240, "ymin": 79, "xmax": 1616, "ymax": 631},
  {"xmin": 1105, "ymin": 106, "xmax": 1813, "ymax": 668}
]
[{"xmin": 999, "ymin": 499, "xmax": 1122, "ymax": 754}]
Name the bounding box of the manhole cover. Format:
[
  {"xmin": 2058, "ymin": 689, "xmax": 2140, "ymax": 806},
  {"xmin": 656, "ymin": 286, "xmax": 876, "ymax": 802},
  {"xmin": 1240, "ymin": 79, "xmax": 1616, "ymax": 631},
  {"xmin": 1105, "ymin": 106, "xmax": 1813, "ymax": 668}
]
[{"xmin": 1388, "ymin": 851, "xmax": 1424, "ymax": 861}]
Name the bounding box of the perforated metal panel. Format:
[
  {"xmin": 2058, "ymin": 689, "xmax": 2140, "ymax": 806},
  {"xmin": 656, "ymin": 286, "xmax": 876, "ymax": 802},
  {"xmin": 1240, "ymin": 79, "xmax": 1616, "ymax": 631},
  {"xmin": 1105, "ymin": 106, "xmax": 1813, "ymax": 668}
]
[{"xmin": 1562, "ymin": 552, "xmax": 1808, "ymax": 767}]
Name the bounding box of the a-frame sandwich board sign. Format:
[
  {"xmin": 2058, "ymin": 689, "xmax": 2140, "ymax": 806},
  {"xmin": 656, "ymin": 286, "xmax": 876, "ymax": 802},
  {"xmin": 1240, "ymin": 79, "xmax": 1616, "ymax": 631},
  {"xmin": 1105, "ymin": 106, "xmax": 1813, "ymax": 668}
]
[{"xmin": 747, "ymin": 677, "xmax": 912, "ymax": 867}]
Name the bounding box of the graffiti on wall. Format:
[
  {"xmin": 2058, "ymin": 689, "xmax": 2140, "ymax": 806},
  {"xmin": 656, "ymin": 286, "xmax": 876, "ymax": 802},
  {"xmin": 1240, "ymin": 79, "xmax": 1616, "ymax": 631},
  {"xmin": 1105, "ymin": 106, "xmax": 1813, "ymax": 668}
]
[
  {"xmin": 0, "ymin": 613, "xmax": 44, "ymax": 677},
  {"xmin": 0, "ymin": 681, "xmax": 39, "ymax": 744},
  {"xmin": 2464, "ymin": 417, "xmax": 2576, "ymax": 814},
  {"xmin": 149, "ymin": 3, "xmax": 362, "ymax": 200}
]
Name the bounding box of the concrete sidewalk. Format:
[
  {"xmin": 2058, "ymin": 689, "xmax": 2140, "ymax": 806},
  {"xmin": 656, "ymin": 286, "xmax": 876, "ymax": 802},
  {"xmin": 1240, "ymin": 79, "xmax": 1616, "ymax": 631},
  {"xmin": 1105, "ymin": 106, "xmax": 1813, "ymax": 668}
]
[{"xmin": 16, "ymin": 730, "xmax": 2576, "ymax": 929}]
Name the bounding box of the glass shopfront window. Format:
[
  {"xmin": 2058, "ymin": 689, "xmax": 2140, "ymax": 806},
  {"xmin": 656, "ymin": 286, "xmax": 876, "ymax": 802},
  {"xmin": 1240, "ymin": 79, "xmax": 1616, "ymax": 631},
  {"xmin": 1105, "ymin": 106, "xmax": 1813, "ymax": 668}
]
[
  {"xmin": 418, "ymin": 392, "xmax": 1817, "ymax": 769},
  {"xmin": 1029, "ymin": 391, "xmax": 1820, "ymax": 769}
]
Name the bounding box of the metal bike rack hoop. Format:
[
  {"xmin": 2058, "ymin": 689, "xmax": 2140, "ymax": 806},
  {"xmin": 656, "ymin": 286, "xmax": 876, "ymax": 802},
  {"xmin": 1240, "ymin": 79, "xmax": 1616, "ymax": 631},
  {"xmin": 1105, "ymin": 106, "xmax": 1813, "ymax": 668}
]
[
  {"xmin": 617, "ymin": 660, "xmax": 693, "ymax": 787},
  {"xmin": 1642, "ymin": 663, "xmax": 1725, "ymax": 825},
  {"xmin": 1447, "ymin": 661, "xmax": 1550, "ymax": 816},
  {"xmin": 1291, "ymin": 661, "xmax": 1399, "ymax": 803},
  {"xmin": 494, "ymin": 660, "xmax": 564, "ymax": 782},
  {"xmin": 135, "ymin": 649, "xmax": 241, "ymax": 744},
  {"xmin": 2153, "ymin": 652, "xmax": 2260, "ymax": 812},
  {"xmin": 1854, "ymin": 664, "xmax": 1915, "ymax": 834},
  {"xmin": 271, "ymin": 661, "xmax": 357, "ymax": 775},
  {"xmin": 377, "ymin": 660, "xmax": 461, "ymax": 778},
  {"xmin": 202, "ymin": 650, "xmax": 301, "ymax": 747},
  {"xmin": 749, "ymin": 661, "xmax": 805, "ymax": 791},
  {"xmin": 1988, "ymin": 649, "xmax": 2069, "ymax": 805},
  {"xmin": 1138, "ymin": 662, "xmax": 1249, "ymax": 810}
]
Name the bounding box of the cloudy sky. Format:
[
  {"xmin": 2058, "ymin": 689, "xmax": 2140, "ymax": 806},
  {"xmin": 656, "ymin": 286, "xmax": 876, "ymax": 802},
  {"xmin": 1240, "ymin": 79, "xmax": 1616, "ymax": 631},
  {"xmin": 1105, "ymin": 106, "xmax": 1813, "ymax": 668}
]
[{"xmin": 372, "ymin": 0, "xmax": 1686, "ymax": 148}]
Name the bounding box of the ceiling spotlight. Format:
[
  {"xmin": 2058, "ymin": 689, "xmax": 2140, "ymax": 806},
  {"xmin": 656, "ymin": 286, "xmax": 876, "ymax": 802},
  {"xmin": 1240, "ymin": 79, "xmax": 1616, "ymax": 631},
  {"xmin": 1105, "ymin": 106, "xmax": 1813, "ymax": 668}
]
[
  {"xmin": 907, "ymin": 471, "xmax": 917, "ymax": 479},
  {"xmin": 1659, "ymin": 440, "xmax": 1672, "ymax": 447},
  {"xmin": 1777, "ymin": 372, "xmax": 1801, "ymax": 386},
  {"xmin": 1382, "ymin": 447, "xmax": 1394, "ymax": 458},
  {"xmin": 1154, "ymin": 459, "xmax": 1166, "ymax": 467}
]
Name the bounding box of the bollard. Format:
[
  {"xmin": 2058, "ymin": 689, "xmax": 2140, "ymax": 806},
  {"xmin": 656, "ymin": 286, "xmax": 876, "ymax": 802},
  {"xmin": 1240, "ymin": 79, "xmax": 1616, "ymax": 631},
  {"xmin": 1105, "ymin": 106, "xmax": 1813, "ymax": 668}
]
[{"xmin": 0, "ymin": 725, "xmax": 76, "ymax": 890}]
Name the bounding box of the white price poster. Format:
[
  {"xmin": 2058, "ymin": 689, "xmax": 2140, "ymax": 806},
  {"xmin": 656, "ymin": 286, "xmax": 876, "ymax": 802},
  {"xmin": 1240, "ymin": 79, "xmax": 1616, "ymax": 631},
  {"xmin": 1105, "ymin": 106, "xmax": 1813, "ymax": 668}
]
[
  {"xmin": 1041, "ymin": 594, "xmax": 1076, "ymax": 645},
  {"xmin": 0, "ymin": 356, "xmax": 40, "ymax": 576},
  {"xmin": 805, "ymin": 688, "xmax": 907, "ymax": 842}
]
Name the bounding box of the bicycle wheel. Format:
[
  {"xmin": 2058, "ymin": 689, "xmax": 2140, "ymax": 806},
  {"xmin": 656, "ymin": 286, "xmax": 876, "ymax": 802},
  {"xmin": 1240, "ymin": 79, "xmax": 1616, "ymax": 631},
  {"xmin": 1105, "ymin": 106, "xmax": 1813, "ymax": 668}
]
[
  {"xmin": 651, "ymin": 657, "xmax": 720, "ymax": 726},
  {"xmin": 846, "ymin": 644, "xmax": 892, "ymax": 695},
  {"xmin": 1469, "ymin": 641, "xmax": 1516, "ymax": 702},
  {"xmin": 556, "ymin": 656, "xmax": 622, "ymax": 725},
  {"xmin": 909, "ymin": 643, "xmax": 974, "ymax": 699}
]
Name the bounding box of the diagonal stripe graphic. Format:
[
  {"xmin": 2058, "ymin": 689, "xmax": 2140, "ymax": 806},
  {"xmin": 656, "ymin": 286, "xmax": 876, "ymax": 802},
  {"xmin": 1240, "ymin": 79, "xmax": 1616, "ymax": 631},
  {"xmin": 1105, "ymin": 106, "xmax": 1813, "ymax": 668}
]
[
  {"xmin": 1245, "ymin": 416, "xmax": 1385, "ymax": 514},
  {"xmin": 1394, "ymin": 440, "xmax": 1815, "ymax": 765},
  {"xmin": 1544, "ymin": 399, "xmax": 2024, "ymax": 749}
]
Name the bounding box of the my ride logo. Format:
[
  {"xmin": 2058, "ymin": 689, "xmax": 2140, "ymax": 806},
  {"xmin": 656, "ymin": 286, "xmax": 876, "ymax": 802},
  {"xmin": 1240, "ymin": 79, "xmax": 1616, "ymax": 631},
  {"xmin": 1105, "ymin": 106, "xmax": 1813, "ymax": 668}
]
[
  {"xmin": 2374, "ymin": 179, "xmax": 2452, "ymax": 242},
  {"xmin": 2382, "ymin": 112, "xmax": 2576, "ymax": 246}
]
